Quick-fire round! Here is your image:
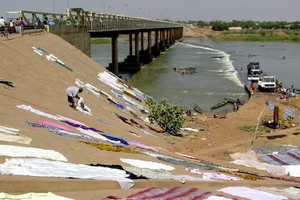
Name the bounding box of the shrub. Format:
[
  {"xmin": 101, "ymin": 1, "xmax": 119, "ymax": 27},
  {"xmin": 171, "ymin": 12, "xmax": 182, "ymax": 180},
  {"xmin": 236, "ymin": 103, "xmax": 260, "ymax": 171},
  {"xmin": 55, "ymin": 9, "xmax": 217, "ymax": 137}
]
[{"xmin": 145, "ymin": 97, "xmax": 184, "ymax": 135}]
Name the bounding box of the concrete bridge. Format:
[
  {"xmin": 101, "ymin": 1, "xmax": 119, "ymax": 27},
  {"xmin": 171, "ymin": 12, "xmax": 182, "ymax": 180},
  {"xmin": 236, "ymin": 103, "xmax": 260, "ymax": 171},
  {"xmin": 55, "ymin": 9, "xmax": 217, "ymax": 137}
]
[{"xmin": 8, "ymin": 8, "xmax": 183, "ymax": 75}]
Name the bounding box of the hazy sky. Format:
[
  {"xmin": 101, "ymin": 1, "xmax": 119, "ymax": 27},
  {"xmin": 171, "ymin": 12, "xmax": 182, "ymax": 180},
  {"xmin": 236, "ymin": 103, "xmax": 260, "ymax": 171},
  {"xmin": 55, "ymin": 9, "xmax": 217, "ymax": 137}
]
[{"xmin": 0, "ymin": 0, "xmax": 299, "ymax": 22}]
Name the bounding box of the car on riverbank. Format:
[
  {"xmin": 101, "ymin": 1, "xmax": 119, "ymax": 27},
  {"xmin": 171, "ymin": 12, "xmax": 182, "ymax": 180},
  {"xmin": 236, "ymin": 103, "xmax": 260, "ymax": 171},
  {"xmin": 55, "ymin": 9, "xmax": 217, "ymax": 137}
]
[
  {"xmin": 247, "ymin": 62, "xmax": 263, "ymax": 81},
  {"xmin": 258, "ymin": 75, "xmax": 277, "ymax": 92}
]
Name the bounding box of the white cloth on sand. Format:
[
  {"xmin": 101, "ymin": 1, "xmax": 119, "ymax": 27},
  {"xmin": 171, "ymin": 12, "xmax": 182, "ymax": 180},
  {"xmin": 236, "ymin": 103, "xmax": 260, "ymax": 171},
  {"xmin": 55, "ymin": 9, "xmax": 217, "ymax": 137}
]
[
  {"xmin": 0, "ymin": 145, "xmax": 67, "ymax": 162},
  {"xmin": 0, "ymin": 158, "xmax": 134, "ymax": 189}
]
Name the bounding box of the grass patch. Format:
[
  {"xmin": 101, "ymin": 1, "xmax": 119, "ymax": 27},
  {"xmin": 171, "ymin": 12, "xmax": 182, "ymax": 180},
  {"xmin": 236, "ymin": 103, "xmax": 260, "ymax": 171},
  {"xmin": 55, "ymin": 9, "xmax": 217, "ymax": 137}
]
[
  {"xmin": 90, "ymin": 38, "xmax": 111, "ymax": 44},
  {"xmin": 211, "ymin": 30, "xmax": 300, "ymax": 42},
  {"xmin": 239, "ymin": 125, "xmax": 264, "ymax": 132}
]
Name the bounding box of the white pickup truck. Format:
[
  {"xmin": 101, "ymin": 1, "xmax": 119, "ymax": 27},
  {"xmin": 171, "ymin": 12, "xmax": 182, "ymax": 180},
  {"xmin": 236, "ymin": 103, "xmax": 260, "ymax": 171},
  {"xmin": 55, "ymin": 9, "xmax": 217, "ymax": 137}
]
[{"xmin": 258, "ymin": 75, "xmax": 276, "ymax": 92}]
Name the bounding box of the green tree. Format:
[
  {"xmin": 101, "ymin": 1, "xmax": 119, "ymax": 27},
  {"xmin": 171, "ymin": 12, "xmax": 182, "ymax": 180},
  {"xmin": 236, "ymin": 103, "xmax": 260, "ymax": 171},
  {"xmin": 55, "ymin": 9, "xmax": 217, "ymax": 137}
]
[{"xmin": 145, "ymin": 97, "xmax": 184, "ymax": 135}]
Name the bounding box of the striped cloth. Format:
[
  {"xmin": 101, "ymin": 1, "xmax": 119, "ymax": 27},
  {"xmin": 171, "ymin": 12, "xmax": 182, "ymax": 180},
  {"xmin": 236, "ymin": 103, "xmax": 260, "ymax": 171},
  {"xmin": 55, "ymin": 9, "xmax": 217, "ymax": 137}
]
[
  {"xmin": 105, "ymin": 187, "xmax": 211, "ymax": 200},
  {"xmin": 259, "ymin": 150, "xmax": 300, "ymax": 166}
]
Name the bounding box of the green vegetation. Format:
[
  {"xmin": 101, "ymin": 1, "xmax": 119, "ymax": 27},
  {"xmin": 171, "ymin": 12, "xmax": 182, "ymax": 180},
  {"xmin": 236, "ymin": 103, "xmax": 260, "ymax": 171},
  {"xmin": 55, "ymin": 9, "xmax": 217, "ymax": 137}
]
[
  {"xmin": 239, "ymin": 125, "xmax": 265, "ymax": 132},
  {"xmin": 182, "ymin": 19, "xmax": 300, "ymax": 42},
  {"xmin": 90, "ymin": 38, "xmax": 111, "ymax": 44},
  {"xmin": 145, "ymin": 97, "xmax": 184, "ymax": 135},
  {"xmin": 212, "ymin": 30, "xmax": 300, "ymax": 42}
]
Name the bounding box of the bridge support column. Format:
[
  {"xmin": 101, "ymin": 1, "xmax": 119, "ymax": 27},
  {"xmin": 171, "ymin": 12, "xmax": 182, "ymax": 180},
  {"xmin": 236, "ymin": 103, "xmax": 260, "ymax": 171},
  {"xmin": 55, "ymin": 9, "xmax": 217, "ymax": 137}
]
[
  {"xmin": 135, "ymin": 32, "xmax": 139, "ymax": 63},
  {"xmin": 111, "ymin": 36, "xmax": 119, "ymax": 75},
  {"xmin": 140, "ymin": 32, "xmax": 144, "ymax": 51},
  {"xmin": 129, "ymin": 33, "xmax": 133, "ymax": 56}
]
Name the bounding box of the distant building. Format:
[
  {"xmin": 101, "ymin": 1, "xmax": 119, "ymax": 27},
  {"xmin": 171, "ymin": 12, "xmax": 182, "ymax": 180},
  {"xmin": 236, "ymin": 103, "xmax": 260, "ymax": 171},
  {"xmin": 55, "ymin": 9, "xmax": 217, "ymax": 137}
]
[{"xmin": 228, "ymin": 26, "xmax": 242, "ymax": 31}]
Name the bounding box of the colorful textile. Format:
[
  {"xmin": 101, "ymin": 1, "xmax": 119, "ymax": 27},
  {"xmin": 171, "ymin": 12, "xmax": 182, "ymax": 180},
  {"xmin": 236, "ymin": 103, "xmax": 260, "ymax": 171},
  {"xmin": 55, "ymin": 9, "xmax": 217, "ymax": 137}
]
[
  {"xmin": 27, "ymin": 121, "xmax": 99, "ymax": 143},
  {"xmin": 62, "ymin": 120, "xmax": 102, "ymax": 133},
  {"xmin": 129, "ymin": 141, "xmax": 159, "ymax": 152},
  {"xmin": 186, "ymin": 168, "xmax": 242, "ymax": 181},
  {"xmin": 36, "ymin": 120, "xmax": 72, "ymax": 131},
  {"xmin": 79, "ymin": 141, "xmax": 140, "ymax": 154},
  {"xmin": 218, "ymin": 186, "xmax": 288, "ymax": 200},
  {"xmin": 105, "ymin": 187, "xmax": 211, "ymax": 200},
  {"xmin": 283, "ymin": 108, "xmax": 294, "ymax": 120},
  {"xmin": 259, "ymin": 150, "xmax": 300, "ymax": 166},
  {"xmin": 268, "ymin": 103, "xmax": 274, "ymax": 110},
  {"xmin": 96, "ymin": 118, "xmax": 110, "ymax": 125}
]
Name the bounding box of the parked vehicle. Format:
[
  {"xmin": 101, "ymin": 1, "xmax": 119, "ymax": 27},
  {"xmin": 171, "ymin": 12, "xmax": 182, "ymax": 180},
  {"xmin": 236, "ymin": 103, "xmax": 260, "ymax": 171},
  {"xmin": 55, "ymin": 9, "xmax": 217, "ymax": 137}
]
[
  {"xmin": 247, "ymin": 62, "xmax": 263, "ymax": 81},
  {"xmin": 258, "ymin": 75, "xmax": 277, "ymax": 92}
]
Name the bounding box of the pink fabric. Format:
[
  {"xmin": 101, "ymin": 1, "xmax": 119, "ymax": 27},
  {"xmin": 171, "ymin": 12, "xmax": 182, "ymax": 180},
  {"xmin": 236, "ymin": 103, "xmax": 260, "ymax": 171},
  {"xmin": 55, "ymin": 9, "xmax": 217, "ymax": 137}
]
[
  {"xmin": 36, "ymin": 120, "xmax": 72, "ymax": 131},
  {"xmin": 186, "ymin": 168, "xmax": 242, "ymax": 181},
  {"xmin": 129, "ymin": 142, "xmax": 159, "ymax": 152},
  {"xmin": 57, "ymin": 115, "xmax": 86, "ymax": 126}
]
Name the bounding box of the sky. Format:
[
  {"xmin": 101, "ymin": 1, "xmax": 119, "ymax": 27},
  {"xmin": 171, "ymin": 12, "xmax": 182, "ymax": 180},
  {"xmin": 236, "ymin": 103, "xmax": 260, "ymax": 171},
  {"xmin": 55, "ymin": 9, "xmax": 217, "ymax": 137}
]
[{"xmin": 0, "ymin": 0, "xmax": 299, "ymax": 22}]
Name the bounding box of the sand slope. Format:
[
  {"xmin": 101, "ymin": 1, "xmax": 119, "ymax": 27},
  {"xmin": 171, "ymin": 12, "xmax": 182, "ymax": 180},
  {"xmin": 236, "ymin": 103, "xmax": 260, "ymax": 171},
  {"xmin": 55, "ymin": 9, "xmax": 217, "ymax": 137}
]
[{"xmin": 1, "ymin": 31, "xmax": 300, "ymax": 199}]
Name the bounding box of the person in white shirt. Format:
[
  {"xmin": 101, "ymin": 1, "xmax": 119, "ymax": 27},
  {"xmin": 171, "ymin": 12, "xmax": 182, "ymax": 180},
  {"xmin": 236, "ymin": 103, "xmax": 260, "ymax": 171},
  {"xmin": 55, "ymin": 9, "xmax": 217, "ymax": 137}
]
[
  {"xmin": 65, "ymin": 86, "xmax": 83, "ymax": 109},
  {"xmin": 0, "ymin": 16, "xmax": 6, "ymax": 27},
  {"xmin": 0, "ymin": 16, "xmax": 7, "ymax": 36}
]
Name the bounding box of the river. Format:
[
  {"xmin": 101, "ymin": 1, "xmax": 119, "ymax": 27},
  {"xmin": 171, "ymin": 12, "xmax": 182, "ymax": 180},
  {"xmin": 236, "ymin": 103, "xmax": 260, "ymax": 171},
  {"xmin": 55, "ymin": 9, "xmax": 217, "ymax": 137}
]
[{"xmin": 91, "ymin": 37, "xmax": 300, "ymax": 112}]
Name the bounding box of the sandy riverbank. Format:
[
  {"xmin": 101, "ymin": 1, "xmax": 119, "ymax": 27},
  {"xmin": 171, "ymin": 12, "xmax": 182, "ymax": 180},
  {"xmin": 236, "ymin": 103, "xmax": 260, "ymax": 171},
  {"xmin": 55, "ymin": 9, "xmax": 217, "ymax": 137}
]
[{"xmin": 0, "ymin": 29, "xmax": 299, "ymax": 199}]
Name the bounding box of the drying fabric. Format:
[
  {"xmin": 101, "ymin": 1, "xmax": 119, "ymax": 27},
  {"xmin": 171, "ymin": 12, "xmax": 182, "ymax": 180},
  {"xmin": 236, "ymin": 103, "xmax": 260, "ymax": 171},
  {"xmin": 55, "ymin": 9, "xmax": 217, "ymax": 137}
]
[
  {"xmin": 120, "ymin": 158, "xmax": 175, "ymax": 171},
  {"xmin": 129, "ymin": 141, "xmax": 159, "ymax": 152},
  {"xmin": 77, "ymin": 128, "xmax": 110, "ymax": 142},
  {"xmin": 57, "ymin": 115, "xmax": 85, "ymax": 126},
  {"xmin": 96, "ymin": 118, "xmax": 110, "ymax": 125},
  {"xmin": 280, "ymin": 187, "xmax": 300, "ymax": 199},
  {"xmin": 0, "ymin": 125, "xmax": 20, "ymax": 135},
  {"xmin": 76, "ymin": 97, "xmax": 92, "ymax": 116},
  {"xmin": 283, "ymin": 165, "xmax": 300, "ymax": 177},
  {"xmin": 0, "ymin": 132, "xmax": 32, "ymax": 144},
  {"xmin": 36, "ymin": 120, "xmax": 72, "ymax": 131},
  {"xmin": 112, "ymin": 112, "xmax": 133, "ymax": 126},
  {"xmin": 173, "ymin": 174, "xmax": 218, "ymax": 183},
  {"xmin": 283, "ymin": 107, "xmax": 294, "ymax": 120},
  {"xmin": 101, "ymin": 133, "xmax": 128, "ymax": 145},
  {"xmin": 80, "ymin": 141, "xmax": 139, "ymax": 154},
  {"xmin": 268, "ymin": 103, "xmax": 275, "ymax": 110},
  {"xmin": 218, "ymin": 186, "xmax": 288, "ymax": 200},
  {"xmin": 157, "ymin": 155, "xmax": 220, "ymax": 171},
  {"xmin": 180, "ymin": 127, "xmax": 199, "ymax": 132},
  {"xmin": 186, "ymin": 168, "xmax": 242, "ymax": 181},
  {"xmin": 238, "ymin": 160, "xmax": 286, "ymax": 176},
  {"xmin": 175, "ymin": 152, "xmax": 198, "ymax": 160},
  {"xmin": 0, "ymin": 145, "xmax": 67, "ymax": 161},
  {"xmin": 106, "ymin": 187, "xmax": 211, "ymax": 200},
  {"xmin": 259, "ymin": 150, "xmax": 300, "ymax": 166},
  {"xmin": 0, "ymin": 158, "xmax": 134, "ymax": 189},
  {"xmin": 139, "ymin": 128, "xmax": 157, "ymax": 138},
  {"xmin": 128, "ymin": 131, "xmax": 141, "ymax": 137},
  {"xmin": 204, "ymin": 197, "xmax": 231, "ymax": 200},
  {"xmin": 108, "ymin": 98, "xmax": 125, "ymax": 111},
  {"xmin": 62, "ymin": 120, "xmax": 102, "ymax": 133},
  {"xmin": 27, "ymin": 122, "xmax": 99, "ymax": 143},
  {"xmin": 0, "ymin": 192, "xmax": 73, "ymax": 200},
  {"xmin": 123, "ymin": 166, "xmax": 185, "ymax": 183},
  {"xmin": 17, "ymin": 105, "xmax": 61, "ymax": 121}
]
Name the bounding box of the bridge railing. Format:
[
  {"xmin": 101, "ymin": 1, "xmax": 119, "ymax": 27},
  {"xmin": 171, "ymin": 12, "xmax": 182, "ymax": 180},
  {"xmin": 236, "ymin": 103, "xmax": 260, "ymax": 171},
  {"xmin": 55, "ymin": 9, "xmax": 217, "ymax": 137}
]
[{"xmin": 6, "ymin": 8, "xmax": 183, "ymax": 33}]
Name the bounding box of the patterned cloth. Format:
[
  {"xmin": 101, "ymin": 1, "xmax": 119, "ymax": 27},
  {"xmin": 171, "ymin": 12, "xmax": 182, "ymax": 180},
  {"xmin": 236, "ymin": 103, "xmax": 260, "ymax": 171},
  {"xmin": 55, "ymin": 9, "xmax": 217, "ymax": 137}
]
[{"xmin": 105, "ymin": 187, "xmax": 212, "ymax": 200}]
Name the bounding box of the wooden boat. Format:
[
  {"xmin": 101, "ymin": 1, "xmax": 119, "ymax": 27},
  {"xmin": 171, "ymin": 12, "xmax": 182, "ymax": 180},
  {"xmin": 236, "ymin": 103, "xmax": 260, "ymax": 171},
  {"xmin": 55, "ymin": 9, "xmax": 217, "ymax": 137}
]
[
  {"xmin": 211, "ymin": 98, "xmax": 229, "ymax": 109},
  {"xmin": 194, "ymin": 103, "xmax": 202, "ymax": 114}
]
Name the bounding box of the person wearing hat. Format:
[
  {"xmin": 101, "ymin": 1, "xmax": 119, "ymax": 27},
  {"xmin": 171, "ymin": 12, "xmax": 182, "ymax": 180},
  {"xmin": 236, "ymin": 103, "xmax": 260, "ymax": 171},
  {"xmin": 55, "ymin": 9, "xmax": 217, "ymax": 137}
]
[{"xmin": 66, "ymin": 86, "xmax": 83, "ymax": 109}]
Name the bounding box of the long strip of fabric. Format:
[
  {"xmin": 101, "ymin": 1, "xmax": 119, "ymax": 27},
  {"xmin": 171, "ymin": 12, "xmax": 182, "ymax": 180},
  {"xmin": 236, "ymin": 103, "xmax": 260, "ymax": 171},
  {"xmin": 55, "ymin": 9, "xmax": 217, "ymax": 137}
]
[{"xmin": 27, "ymin": 122, "xmax": 99, "ymax": 143}]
